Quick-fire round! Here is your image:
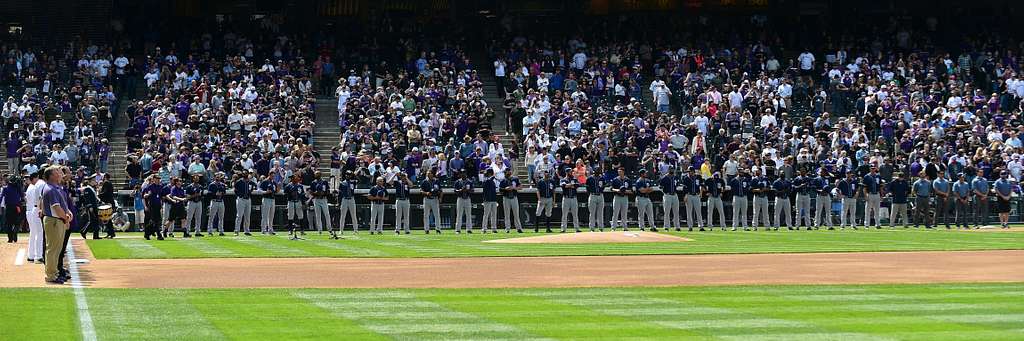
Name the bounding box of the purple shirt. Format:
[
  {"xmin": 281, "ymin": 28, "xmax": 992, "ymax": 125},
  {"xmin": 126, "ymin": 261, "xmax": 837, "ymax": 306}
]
[{"xmin": 41, "ymin": 183, "xmax": 69, "ymax": 218}]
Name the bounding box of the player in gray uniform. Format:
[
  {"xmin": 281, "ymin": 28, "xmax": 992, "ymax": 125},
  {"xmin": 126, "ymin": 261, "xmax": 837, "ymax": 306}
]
[
  {"xmin": 610, "ymin": 167, "xmax": 633, "ymax": 231},
  {"xmin": 206, "ymin": 172, "xmax": 228, "ymax": 236},
  {"xmin": 500, "ymin": 170, "xmax": 523, "ymax": 233},
  {"xmin": 559, "ymin": 172, "xmax": 581, "ymax": 233},
  {"xmin": 309, "ymin": 172, "xmax": 332, "ymax": 234},
  {"xmin": 811, "ymin": 169, "xmax": 833, "ymax": 229},
  {"xmin": 185, "ymin": 174, "xmax": 206, "ymax": 236},
  {"xmin": 535, "ymin": 171, "xmax": 555, "ymax": 232},
  {"xmin": 660, "ymin": 168, "xmax": 681, "ymax": 231},
  {"xmin": 705, "ymin": 172, "xmax": 727, "ymax": 230},
  {"xmin": 585, "ymin": 168, "xmax": 605, "ymax": 231},
  {"xmin": 256, "ymin": 174, "xmax": 278, "ymax": 235},
  {"xmin": 479, "ymin": 169, "xmax": 499, "ymax": 233},
  {"xmin": 367, "ymin": 177, "xmax": 388, "ymax": 234},
  {"xmin": 453, "ymin": 172, "xmax": 474, "ymax": 234},
  {"xmin": 420, "ymin": 170, "xmax": 443, "ymax": 234},
  {"xmin": 634, "ymin": 169, "xmax": 656, "ymax": 231},
  {"xmin": 750, "ymin": 168, "xmax": 770, "ymax": 231},
  {"xmin": 792, "ymin": 170, "xmax": 813, "ymax": 229},
  {"xmin": 682, "ymin": 167, "xmax": 705, "ymax": 231},
  {"xmin": 337, "ymin": 171, "xmax": 358, "ymax": 234},
  {"xmin": 393, "ymin": 172, "xmax": 413, "ymax": 234},
  {"xmin": 729, "ymin": 170, "xmax": 750, "ymax": 231}
]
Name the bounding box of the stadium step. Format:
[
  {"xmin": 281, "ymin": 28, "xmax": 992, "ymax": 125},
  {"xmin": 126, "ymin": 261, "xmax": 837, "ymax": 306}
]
[{"xmin": 313, "ymin": 98, "xmax": 341, "ymax": 174}]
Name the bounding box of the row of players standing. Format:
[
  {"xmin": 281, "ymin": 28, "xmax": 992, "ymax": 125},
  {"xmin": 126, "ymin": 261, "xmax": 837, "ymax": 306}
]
[{"xmin": 134, "ymin": 163, "xmax": 1016, "ymax": 237}]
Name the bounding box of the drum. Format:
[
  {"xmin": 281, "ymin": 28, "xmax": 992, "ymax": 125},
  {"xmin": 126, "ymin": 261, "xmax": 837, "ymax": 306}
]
[{"xmin": 97, "ymin": 205, "xmax": 114, "ymax": 222}]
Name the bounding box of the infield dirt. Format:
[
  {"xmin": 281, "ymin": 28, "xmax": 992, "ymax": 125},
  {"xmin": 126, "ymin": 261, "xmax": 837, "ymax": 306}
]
[{"xmin": 2, "ymin": 239, "xmax": 1022, "ymax": 288}]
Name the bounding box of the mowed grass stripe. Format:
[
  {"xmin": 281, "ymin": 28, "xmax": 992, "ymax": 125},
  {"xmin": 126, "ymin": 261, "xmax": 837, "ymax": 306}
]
[
  {"xmin": 421, "ymin": 291, "xmax": 716, "ymax": 340},
  {"xmin": 86, "ymin": 228, "xmax": 1024, "ymax": 259},
  {"xmin": 189, "ymin": 289, "xmax": 387, "ymax": 340},
  {"xmin": 859, "ymin": 286, "xmax": 1024, "ymax": 333},
  {"xmin": 0, "ymin": 289, "xmax": 77, "ymax": 340},
  {"xmin": 666, "ymin": 286, "xmax": 1024, "ymax": 339},
  {"xmin": 294, "ymin": 291, "xmax": 549, "ymax": 340},
  {"xmin": 87, "ymin": 289, "xmax": 226, "ymax": 341},
  {"xmin": 529, "ymin": 289, "xmax": 889, "ymax": 339}
]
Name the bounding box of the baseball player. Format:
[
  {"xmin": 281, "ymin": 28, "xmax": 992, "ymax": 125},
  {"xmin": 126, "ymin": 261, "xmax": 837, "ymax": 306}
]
[
  {"xmin": 500, "ymin": 169, "xmax": 523, "ymax": 233},
  {"xmin": 792, "ymin": 170, "xmax": 813, "ymax": 229},
  {"xmin": 888, "ymin": 172, "xmax": 911, "ymax": 228},
  {"xmin": 812, "ymin": 169, "xmax": 833, "ymax": 230},
  {"xmin": 772, "ymin": 174, "xmax": 793, "ymax": 231},
  {"xmin": 233, "ymin": 172, "xmax": 255, "ymax": 236},
  {"xmin": 609, "ymin": 167, "xmax": 632, "ymax": 231},
  {"xmin": 480, "ymin": 169, "xmax": 499, "ymax": 233},
  {"xmin": 310, "ymin": 171, "xmax": 332, "ymax": 234},
  {"xmin": 682, "ymin": 167, "xmax": 704, "ymax": 231},
  {"xmin": 283, "ymin": 175, "xmax": 306, "ymax": 235},
  {"xmin": 393, "ymin": 172, "xmax": 413, "ymax": 234},
  {"xmin": 836, "ymin": 171, "xmax": 858, "ymax": 229},
  {"xmin": 453, "ymin": 172, "xmax": 474, "ymax": 234},
  {"xmin": 185, "ymin": 174, "xmax": 206, "ymax": 236},
  {"xmin": 206, "ymin": 172, "xmax": 227, "ymax": 236},
  {"xmin": 338, "ymin": 171, "xmax": 358, "ymax": 234},
  {"xmin": 729, "ymin": 170, "xmax": 750, "ymax": 231},
  {"xmin": 705, "ymin": 172, "xmax": 726, "ymax": 230},
  {"xmin": 256, "ymin": 174, "xmax": 277, "ymax": 235},
  {"xmin": 750, "ymin": 168, "xmax": 770, "ymax": 231},
  {"xmin": 660, "ymin": 167, "xmax": 681, "ymax": 231},
  {"xmin": 535, "ymin": 170, "xmax": 555, "ymax": 232},
  {"xmin": 585, "ymin": 167, "xmax": 605, "ymax": 231},
  {"xmin": 861, "ymin": 166, "xmax": 883, "ymax": 229},
  {"xmin": 559, "ymin": 171, "xmax": 581, "ymax": 233},
  {"xmin": 420, "ymin": 170, "xmax": 443, "ymax": 234},
  {"xmin": 634, "ymin": 169, "xmax": 655, "ymax": 231},
  {"xmin": 368, "ymin": 177, "xmax": 388, "ymax": 234}
]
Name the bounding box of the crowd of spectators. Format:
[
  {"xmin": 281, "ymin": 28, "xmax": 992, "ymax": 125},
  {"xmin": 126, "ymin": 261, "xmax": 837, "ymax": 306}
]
[{"xmin": 490, "ymin": 16, "xmax": 1024, "ymax": 193}]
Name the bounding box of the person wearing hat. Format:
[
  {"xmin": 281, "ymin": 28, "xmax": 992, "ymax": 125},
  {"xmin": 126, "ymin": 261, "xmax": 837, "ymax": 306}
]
[
  {"xmin": 837, "ymin": 171, "xmax": 859, "ymax": 229},
  {"xmin": 420, "ymin": 169, "xmax": 442, "ymax": 234},
  {"xmin": 887, "ymin": 172, "xmax": 911, "ymax": 228},
  {"xmin": 534, "ymin": 170, "xmax": 556, "ymax": 233},
  {"xmin": 500, "ymin": 169, "xmax": 523, "ymax": 233},
  {"xmin": 256, "ymin": 174, "xmax": 279, "ymax": 235},
  {"xmin": 772, "ymin": 173, "xmax": 793, "ymax": 231},
  {"xmin": 993, "ymin": 170, "xmax": 1013, "ymax": 229},
  {"xmin": 393, "ymin": 172, "xmax": 414, "ymax": 234},
  {"xmin": 729, "ymin": 169, "xmax": 751, "ymax": 231},
  {"xmin": 970, "ymin": 169, "xmax": 991, "ymax": 229},
  {"xmin": 663, "ymin": 166, "xmax": 679, "ymax": 231},
  {"xmin": 705, "ymin": 172, "xmax": 727, "ymax": 230},
  {"xmin": 910, "ymin": 172, "xmax": 933, "ymax": 229},
  {"xmin": 932, "ymin": 173, "xmax": 952, "ymax": 229},
  {"xmin": 453, "ymin": 171, "xmax": 474, "ymax": 234},
  {"xmin": 953, "ymin": 173, "xmax": 972, "ymax": 229},
  {"xmin": 164, "ymin": 177, "xmax": 189, "ymax": 237},
  {"xmin": 233, "ymin": 172, "xmax": 255, "ymax": 236},
  {"xmin": 634, "ymin": 169, "xmax": 657, "ymax": 232},
  {"xmin": 480, "ymin": 169, "xmax": 499, "ymax": 234},
  {"xmin": 141, "ymin": 175, "xmax": 166, "ymax": 240},
  {"xmin": 862, "ymin": 165, "xmax": 885, "ymax": 229},
  {"xmin": 559, "ymin": 169, "xmax": 581, "ymax": 233},
  {"xmin": 792, "ymin": 169, "xmax": 813, "ymax": 230},
  {"xmin": 812, "ymin": 169, "xmax": 834, "ymax": 230},
  {"xmin": 338, "ymin": 170, "xmax": 359, "ymax": 234},
  {"xmin": 2, "ymin": 174, "xmax": 25, "ymax": 243},
  {"xmin": 25, "ymin": 168, "xmax": 46, "ymax": 262},
  {"xmin": 585, "ymin": 167, "xmax": 606, "ymax": 231},
  {"xmin": 309, "ymin": 171, "xmax": 331, "ymax": 234},
  {"xmin": 283, "ymin": 175, "xmax": 306, "ymax": 235},
  {"xmin": 207, "ymin": 172, "xmax": 228, "ymax": 236},
  {"xmin": 367, "ymin": 177, "xmax": 389, "ymax": 234},
  {"xmin": 750, "ymin": 168, "xmax": 770, "ymax": 231},
  {"xmin": 682, "ymin": 167, "xmax": 705, "ymax": 231},
  {"xmin": 609, "ymin": 167, "xmax": 633, "ymax": 231},
  {"xmin": 184, "ymin": 174, "xmax": 206, "ymax": 237}
]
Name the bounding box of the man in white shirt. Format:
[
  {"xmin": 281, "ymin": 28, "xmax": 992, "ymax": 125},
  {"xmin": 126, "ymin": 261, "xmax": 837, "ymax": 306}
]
[
  {"xmin": 777, "ymin": 80, "xmax": 793, "ymax": 108},
  {"xmin": 798, "ymin": 51, "xmax": 815, "ymax": 75},
  {"xmin": 50, "ymin": 118, "xmax": 66, "ymax": 142},
  {"xmin": 25, "ymin": 172, "xmax": 46, "ymax": 262},
  {"xmin": 144, "ymin": 69, "xmax": 160, "ymax": 87},
  {"xmin": 494, "ymin": 58, "xmax": 507, "ymax": 97}
]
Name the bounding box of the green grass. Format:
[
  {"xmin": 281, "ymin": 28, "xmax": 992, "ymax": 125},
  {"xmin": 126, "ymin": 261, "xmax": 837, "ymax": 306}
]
[
  {"xmin": 6, "ymin": 283, "xmax": 1023, "ymax": 340},
  {"xmin": 84, "ymin": 228, "xmax": 1024, "ymax": 259}
]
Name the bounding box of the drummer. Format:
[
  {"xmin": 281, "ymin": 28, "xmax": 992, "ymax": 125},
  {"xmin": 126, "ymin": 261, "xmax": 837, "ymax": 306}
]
[{"xmin": 78, "ymin": 177, "xmax": 102, "ymax": 240}]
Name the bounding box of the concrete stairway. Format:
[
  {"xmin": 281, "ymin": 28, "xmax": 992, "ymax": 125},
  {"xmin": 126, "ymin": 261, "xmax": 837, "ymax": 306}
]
[
  {"xmin": 312, "ymin": 98, "xmax": 341, "ymax": 175},
  {"xmin": 470, "ymin": 50, "xmax": 528, "ymax": 178}
]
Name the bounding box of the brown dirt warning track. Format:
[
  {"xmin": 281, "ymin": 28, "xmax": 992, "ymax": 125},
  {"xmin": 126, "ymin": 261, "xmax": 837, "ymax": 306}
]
[{"xmin": 3, "ymin": 238, "xmax": 1023, "ymax": 288}]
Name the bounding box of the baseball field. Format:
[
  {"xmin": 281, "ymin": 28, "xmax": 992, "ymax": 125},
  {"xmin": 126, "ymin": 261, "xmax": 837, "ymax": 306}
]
[{"xmin": 2, "ymin": 227, "xmax": 1023, "ymax": 340}]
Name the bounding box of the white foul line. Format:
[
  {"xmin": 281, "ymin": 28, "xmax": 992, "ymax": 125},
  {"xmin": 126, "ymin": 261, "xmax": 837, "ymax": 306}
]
[
  {"xmin": 66, "ymin": 241, "xmax": 97, "ymax": 341},
  {"xmin": 14, "ymin": 248, "xmax": 25, "ymax": 265}
]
